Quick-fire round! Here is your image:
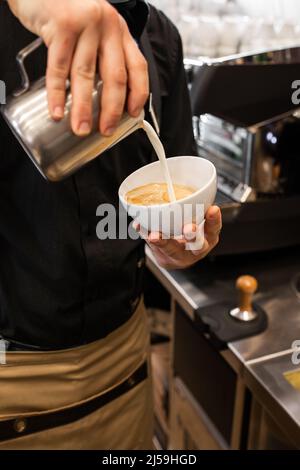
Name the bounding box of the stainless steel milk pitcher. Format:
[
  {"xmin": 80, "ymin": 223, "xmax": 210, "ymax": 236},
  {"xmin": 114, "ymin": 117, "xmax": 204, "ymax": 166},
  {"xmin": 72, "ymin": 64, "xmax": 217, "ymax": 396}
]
[{"xmin": 1, "ymin": 38, "xmax": 145, "ymax": 181}]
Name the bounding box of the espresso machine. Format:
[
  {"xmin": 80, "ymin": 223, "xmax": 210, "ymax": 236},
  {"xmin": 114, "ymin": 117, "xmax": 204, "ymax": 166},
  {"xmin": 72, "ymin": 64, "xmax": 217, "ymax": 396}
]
[
  {"xmin": 147, "ymin": 48, "xmax": 300, "ymax": 451},
  {"xmin": 187, "ymin": 46, "xmax": 300, "ymax": 255}
]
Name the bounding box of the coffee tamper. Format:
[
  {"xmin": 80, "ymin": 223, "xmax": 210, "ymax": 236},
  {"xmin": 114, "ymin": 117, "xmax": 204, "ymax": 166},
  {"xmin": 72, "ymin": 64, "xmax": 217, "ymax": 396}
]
[{"xmin": 229, "ymin": 275, "xmax": 258, "ymax": 322}]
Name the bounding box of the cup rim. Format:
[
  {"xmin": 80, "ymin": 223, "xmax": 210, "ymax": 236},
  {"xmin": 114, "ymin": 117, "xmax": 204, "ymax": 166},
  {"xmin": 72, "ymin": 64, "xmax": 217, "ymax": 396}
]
[{"xmin": 118, "ymin": 156, "xmax": 217, "ymax": 210}]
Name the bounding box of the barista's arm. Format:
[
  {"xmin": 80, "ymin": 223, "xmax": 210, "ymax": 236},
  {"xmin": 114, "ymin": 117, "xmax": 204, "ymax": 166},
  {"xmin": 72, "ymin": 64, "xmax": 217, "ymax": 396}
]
[{"xmin": 7, "ymin": 0, "xmax": 149, "ymax": 136}]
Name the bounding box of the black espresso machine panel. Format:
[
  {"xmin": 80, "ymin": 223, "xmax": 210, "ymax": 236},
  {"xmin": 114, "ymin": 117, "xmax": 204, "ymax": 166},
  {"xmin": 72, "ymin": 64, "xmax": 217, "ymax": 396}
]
[{"xmin": 187, "ymin": 46, "xmax": 300, "ymax": 255}]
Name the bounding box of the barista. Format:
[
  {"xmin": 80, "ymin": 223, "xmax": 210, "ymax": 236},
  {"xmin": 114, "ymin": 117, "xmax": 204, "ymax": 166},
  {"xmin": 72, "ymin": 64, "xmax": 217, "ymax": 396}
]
[{"xmin": 0, "ymin": 0, "xmax": 221, "ymax": 449}]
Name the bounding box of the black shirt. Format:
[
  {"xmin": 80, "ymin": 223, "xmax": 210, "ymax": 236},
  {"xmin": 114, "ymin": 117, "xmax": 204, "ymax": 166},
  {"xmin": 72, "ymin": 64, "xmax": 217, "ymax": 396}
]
[{"xmin": 0, "ymin": 4, "xmax": 195, "ymax": 349}]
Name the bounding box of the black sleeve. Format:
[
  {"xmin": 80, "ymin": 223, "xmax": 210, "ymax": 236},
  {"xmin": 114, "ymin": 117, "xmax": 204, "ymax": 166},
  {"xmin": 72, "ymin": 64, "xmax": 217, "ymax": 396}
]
[{"xmin": 159, "ymin": 24, "xmax": 197, "ymax": 158}]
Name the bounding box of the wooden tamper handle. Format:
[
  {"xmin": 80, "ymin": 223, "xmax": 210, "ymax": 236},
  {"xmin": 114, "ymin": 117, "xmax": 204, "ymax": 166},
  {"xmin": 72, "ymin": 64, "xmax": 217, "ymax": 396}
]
[
  {"xmin": 229, "ymin": 275, "xmax": 258, "ymax": 322},
  {"xmin": 236, "ymin": 275, "xmax": 258, "ymax": 312}
]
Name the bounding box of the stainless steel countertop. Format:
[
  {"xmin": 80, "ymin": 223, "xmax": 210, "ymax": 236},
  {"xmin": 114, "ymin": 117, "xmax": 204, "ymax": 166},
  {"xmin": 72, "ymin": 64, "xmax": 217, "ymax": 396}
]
[
  {"xmin": 244, "ymin": 352, "xmax": 300, "ymax": 447},
  {"xmin": 145, "ymin": 245, "xmax": 300, "ymax": 442},
  {"xmin": 146, "ymin": 246, "xmax": 300, "ymax": 363}
]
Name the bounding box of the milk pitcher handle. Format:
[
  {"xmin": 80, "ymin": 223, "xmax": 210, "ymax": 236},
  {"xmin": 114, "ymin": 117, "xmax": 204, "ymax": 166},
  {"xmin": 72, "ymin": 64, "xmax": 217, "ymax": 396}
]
[{"xmin": 14, "ymin": 37, "xmax": 44, "ymax": 97}]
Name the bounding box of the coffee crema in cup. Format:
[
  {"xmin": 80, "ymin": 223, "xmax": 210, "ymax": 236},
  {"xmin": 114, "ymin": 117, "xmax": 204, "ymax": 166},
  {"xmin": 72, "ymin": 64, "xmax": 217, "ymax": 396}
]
[{"xmin": 125, "ymin": 183, "xmax": 196, "ymax": 206}]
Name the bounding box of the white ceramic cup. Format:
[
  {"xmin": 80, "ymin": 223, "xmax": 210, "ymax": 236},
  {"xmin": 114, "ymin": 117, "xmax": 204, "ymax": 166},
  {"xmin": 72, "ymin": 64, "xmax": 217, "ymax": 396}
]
[{"xmin": 119, "ymin": 156, "xmax": 217, "ymax": 244}]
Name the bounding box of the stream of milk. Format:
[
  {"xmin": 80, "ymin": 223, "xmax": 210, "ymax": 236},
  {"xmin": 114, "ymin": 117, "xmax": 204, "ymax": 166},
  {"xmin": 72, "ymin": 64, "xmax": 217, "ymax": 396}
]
[{"xmin": 142, "ymin": 120, "xmax": 176, "ymax": 202}]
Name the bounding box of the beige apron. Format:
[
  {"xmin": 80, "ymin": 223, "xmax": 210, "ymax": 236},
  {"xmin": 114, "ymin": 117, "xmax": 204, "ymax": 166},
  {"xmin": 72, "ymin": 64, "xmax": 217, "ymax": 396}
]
[{"xmin": 0, "ymin": 301, "xmax": 153, "ymax": 450}]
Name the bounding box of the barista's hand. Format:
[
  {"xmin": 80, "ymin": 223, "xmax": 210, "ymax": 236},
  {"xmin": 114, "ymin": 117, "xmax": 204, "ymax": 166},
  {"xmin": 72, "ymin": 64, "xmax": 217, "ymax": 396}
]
[
  {"xmin": 8, "ymin": 0, "xmax": 149, "ymax": 136},
  {"xmin": 136, "ymin": 206, "xmax": 222, "ymax": 270}
]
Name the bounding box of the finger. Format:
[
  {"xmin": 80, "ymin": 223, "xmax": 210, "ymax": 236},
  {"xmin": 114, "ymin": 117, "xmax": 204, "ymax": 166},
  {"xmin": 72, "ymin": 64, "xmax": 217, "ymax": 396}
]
[
  {"xmin": 150, "ymin": 238, "xmax": 186, "ymax": 257},
  {"xmin": 99, "ymin": 11, "xmax": 127, "ymax": 135},
  {"xmin": 185, "ymin": 220, "xmax": 207, "ymax": 251},
  {"xmin": 46, "ymin": 34, "xmax": 77, "ymax": 120},
  {"xmin": 138, "ymin": 226, "xmax": 150, "ymax": 242},
  {"xmin": 205, "ymin": 206, "xmax": 222, "ymax": 243},
  {"xmin": 206, "ymin": 205, "xmax": 222, "ymax": 229},
  {"xmin": 148, "ymin": 232, "xmax": 168, "ymax": 247},
  {"xmin": 190, "ymin": 239, "xmax": 210, "ymax": 257},
  {"xmin": 183, "ymin": 223, "xmax": 198, "ymax": 242},
  {"xmin": 70, "ymin": 27, "xmax": 99, "ymax": 135},
  {"xmin": 120, "ymin": 17, "xmax": 149, "ymax": 117},
  {"xmin": 148, "ymin": 231, "xmax": 185, "ymax": 245},
  {"xmin": 132, "ymin": 220, "xmax": 140, "ymax": 232}
]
